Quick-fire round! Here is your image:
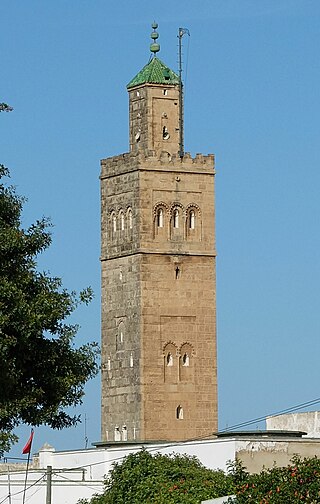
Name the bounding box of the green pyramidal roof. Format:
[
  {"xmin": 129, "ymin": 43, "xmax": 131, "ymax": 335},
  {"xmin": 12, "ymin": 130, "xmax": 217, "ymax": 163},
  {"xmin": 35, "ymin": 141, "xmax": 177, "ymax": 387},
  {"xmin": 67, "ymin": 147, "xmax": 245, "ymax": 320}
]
[{"xmin": 127, "ymin": 57, "xmax": 179, "ymax": 89}]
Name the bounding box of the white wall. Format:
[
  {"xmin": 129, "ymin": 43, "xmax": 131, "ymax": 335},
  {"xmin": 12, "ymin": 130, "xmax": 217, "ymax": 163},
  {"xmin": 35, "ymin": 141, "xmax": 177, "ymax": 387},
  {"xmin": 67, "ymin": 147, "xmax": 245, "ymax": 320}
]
[
  {"xmin": 0, "ymin": 438, "xmax": 237, "ymax": 504},
  {"xmin": 267, "ymin": 411, "xmax": 320, "ymax": 438}
]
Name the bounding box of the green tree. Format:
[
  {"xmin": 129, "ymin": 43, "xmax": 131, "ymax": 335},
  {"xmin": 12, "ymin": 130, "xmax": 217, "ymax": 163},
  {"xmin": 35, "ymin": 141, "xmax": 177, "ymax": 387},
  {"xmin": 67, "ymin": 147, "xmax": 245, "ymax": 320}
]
[
  {"xmin": 0, "ymin": 104, "xmax": 98, "ymax": 453},
  {"xmin": 78, "ymin": 449, "xmax": 235, "ymax": 504},
  {"xmin": 231, "ymin": 455, "xmax": 320, "ymax": 503},
  {"xmin": 0, "ymin": 103, "xmax": 13, "ymax": 113}
]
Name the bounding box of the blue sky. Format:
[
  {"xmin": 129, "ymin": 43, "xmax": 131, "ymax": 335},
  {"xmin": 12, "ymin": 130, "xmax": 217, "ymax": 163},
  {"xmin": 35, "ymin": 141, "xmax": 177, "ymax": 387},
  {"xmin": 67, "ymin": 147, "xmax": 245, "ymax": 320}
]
[{"xmin": 1, "ymin": 0, "xmax": 320, "ymax": 456}]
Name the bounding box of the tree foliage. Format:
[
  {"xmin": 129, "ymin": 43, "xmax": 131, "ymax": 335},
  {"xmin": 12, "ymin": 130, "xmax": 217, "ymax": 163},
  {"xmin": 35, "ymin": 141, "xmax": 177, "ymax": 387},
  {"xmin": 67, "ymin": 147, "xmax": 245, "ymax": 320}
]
[
  {"xmin": 0, "ymin": 103, "xmax": 13, "ymax": 113},
  {"xmin": 0, "ymin": 105, "xmax": 98, "ymax": 453},
  {"xmin": 231, "ymin": 455, "xmax": 320, "ymax": 503},
  {"xmin": 78, "ymin": 449, "xmax": 234, "ymax": 504}
]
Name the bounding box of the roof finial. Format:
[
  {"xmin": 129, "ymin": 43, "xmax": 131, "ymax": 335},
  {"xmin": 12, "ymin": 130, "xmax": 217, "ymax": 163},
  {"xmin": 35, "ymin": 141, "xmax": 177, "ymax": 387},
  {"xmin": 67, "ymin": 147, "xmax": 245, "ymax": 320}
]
[{"xmin": 150, "ymin": 22, "xmax": 160, "ymax": 56}]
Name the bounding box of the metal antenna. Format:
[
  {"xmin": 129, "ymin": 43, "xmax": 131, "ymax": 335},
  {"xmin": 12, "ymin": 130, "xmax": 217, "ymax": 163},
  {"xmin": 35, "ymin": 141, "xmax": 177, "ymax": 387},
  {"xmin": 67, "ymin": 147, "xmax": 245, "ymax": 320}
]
[
  {"xmin": 178, "ymin": 27, "xmax": 190, "ymax": 159},
  {"xmin": 84, "ymin": 413, "xmax": 89, "ymax": 449}
]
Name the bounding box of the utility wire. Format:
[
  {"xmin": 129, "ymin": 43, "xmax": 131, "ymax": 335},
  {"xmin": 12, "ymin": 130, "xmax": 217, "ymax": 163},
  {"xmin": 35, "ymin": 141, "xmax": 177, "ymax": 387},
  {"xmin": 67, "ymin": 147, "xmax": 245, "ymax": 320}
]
[
  {"xmin": 24, "ymin": 481, "xmax": 45, "ymax": 502},
  {"xmin": 53, "ymin": 473, "xmax": 104, "ymax": 493},
  {"xmin": 220, "ymin": 396, "xmax": 320, "ymax": 433},
  {"xmin": 1, "ymin": 474, "xmax": 46, "ymax": 501}
]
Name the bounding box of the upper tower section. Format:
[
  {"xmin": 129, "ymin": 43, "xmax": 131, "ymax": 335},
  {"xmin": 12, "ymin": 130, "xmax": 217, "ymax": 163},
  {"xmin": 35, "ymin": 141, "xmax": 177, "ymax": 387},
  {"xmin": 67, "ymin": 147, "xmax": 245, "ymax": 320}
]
[{"xmin": 127, "ymin": 23, "xmax": 180, "ymax": 156}]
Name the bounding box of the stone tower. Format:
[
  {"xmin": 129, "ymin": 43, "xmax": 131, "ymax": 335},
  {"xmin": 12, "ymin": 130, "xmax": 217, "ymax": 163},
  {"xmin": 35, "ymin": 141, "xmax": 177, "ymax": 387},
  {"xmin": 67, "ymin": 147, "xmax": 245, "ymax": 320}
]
[{"xmin": 101, "ymin": 24, "xmax": 217, "ymax": 443}]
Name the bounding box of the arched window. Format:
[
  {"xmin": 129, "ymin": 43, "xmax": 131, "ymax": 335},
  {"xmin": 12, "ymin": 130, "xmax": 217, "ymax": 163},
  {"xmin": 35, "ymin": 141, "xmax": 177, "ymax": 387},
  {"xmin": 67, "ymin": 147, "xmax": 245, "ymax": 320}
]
[
  {"xmin": 114, "ymin": 426, "xmax": 121, "ymax": 441},
  {"xmin": 119, "ymin": 211, "xmax": 125, "ymax": 232},
  {"xmin": 189, "ymin": 210, "xmax": 195, "ymax": 229},
  {"xmin": 121, "ymin": 425, "xmax": 128, "ymax": 441},
  {"xmin": 157, "ymin": 208, "xmax": 164, "ymax": 228},
  {"xmin": 173, "ymin": 209, "xmax": 179, "ymax": 228},
  {"xmin": 166, "ymin": 353, "xmax": 173, "ymax": 366},
  {"xmin": 154, "ymin": 204, "xmax": 168, "ymax": 239},
  {"xmin": 130, "ymin": 352, "xmax": 134, "ymax": 368},
  {"xmin": 182, "ymin": 353, "xmax": 190, "ymax": 367},
  {"xmin": 117, "ymin": 321, "xmax": 125, "ymax": 350},
  {"xmin": 163, "ymin": 126, "xmax": 170, "ymax": 140},
  {"xmin": 128, "ymin": 208, "xmax": 133, "ymax": 229},
  {"xmin": 186, "ymin": 206, "xmax": 201, "ymax": 241},
  {"xmin": 176, "ymin": 405, "xmax": 184, "ymax": 420},
  {"xmin": 179, "ymin": 343, "xmax": 194, "ymax": 382},
  {"xmin": 112, "ymin": 212, "xmax": 117, "ymax": 233},
  {"xmin": 170, "ymin": 205, "xmax": 184, "ymax": 239},
  {"xmin": 163, "ymin": 342, "xmax": 178, "ymax": 383}
]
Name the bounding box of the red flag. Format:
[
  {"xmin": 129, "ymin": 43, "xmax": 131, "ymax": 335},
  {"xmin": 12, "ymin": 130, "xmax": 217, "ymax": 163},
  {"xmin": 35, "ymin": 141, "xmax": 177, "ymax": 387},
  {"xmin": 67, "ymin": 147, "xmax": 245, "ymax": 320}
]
[{"xmin": 22, "ymin": 429, "xmax": 34, "ymax": 455}]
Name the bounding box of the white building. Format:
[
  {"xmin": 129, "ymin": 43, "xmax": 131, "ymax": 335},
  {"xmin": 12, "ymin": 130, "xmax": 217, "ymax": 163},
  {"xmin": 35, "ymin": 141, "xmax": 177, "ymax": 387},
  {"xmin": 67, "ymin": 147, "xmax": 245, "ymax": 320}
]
[{"xmin": 2, "ymin": 421, "xmax": 320, "ymax": 504}]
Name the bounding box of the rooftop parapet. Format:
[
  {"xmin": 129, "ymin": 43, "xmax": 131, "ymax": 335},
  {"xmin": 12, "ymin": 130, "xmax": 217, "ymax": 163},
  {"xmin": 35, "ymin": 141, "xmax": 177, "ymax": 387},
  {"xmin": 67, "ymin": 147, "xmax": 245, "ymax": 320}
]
[{"xmin": 100, "ymin": 150, "xmax": 215, "ymax": 179}]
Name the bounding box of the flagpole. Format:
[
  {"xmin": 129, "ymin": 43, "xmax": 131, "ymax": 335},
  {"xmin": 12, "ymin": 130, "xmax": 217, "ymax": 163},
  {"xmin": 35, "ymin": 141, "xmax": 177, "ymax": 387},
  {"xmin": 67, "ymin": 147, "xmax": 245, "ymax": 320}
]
[
  {"xmin": 22, "ymin": 451, "xmax": 31, "ymax": 504},
  {"xmin": 22, "ymin": 428, "xmax": 34, "ymax": 504}
]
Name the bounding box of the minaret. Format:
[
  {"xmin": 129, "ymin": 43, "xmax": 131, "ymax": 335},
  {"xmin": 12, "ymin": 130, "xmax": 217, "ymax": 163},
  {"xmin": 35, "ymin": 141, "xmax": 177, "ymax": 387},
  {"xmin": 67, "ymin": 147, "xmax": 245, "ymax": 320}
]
[
  {"xmin": 127, "ymin": 23, "xmax": 181, "ymax": 156},
  {"xmin": 100, "ymin": 23, "xmax": 217, "ymax": 443}
]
